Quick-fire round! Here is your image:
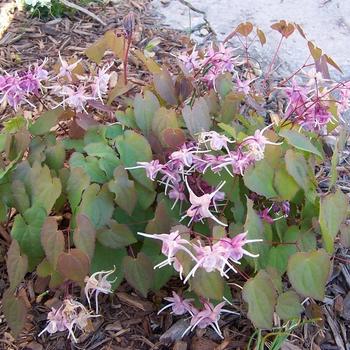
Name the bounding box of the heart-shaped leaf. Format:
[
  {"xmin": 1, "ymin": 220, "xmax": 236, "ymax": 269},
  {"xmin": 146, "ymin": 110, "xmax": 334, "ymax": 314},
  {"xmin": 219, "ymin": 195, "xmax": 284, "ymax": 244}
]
[
  {"xmin": 319, "ymin": 188, "xmax": 348, "ymax": 253},
  {"xmin": 287, "ymin": 250, "xmax": 330, "ymax": 301},
  {"xmin": 190, "ymin": 269, "xmax": 224, "ymax": 300},
  {"xmin": 243, "ymin": 270, "xmax": 277, "ymax": 329},
  {"xmin": 276, "ymin": 290, "xmax": 303, "ymax": 320},
  {"xmin": 97, "ymin": 220, "xmax": 136, "ymax": 248},
  {"xmin": 73, "ymin": 214, "xmax": 96, "ymax": 260},
  {"xmin": 57, "ymin": 249, "xmax": 90, "ymax": 283},
  {"xmin": 6, "ymin": 240, "xmax": 28, "ymax": 292},
  {"xmin": 123, "ymin": 253, "xmax": 155, "ymax": 297},
  {"xmin": 41, "ymin": 217, "xmax": 65, "ymax": 269}
]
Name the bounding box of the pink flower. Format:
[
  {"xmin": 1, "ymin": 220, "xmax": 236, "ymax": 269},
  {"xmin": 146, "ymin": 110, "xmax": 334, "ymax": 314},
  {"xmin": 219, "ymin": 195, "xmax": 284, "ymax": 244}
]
[
  {"xmin": 126, "ymin": 159, "xmax": 164, "ymax": 181},
  {"xmin": 178, "ymin": 47, "xmax": 200, "ymax": 72},
  {"xmin": 235, "ymin": 77, "xmax": 252, "ymax": 95},
  {"xmin": 84, "ymin": 268, "xmax": 116, "ymax": 313},
  {"xmin": 242, "ymin": 124, "xmax": 281, "ymax": 161},
  {"xmin": 158, "ymin": 292, "xmax": 194, "ymax": 315},
  {"xmin": 198, "ymin": 131, "xmax": 234, "ymax": 152},
  {"xmin": 57, "ymin": 52, "xmax": 82, "ymax": 81},
  {"xmin": 137, "ymin": 230, "xmax": 196, "ymax": 268},
  {"xmin": 183, "ymin": 300, "xmax": 238, "ymax": 339},
  {"xmin": 91, "ymin": 64, "xmax": 111, "ymax": 101},
  {"xmin": 182, "ymin": 178, "xmax": 227, "ymax": 226},
  {"xmin": 218, "ymin": 232, "xmax": 261, "ymax": 261}
]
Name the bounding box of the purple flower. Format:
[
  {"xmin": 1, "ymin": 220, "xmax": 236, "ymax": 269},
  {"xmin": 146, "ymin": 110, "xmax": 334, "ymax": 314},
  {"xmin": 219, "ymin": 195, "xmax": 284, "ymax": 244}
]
[{"xmin": 158, "ymin": 292, "xmax": 194, "ymax": 315}]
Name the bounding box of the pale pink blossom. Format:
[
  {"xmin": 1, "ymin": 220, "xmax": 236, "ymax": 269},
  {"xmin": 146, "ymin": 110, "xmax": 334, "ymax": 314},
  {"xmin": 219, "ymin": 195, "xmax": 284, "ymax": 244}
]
[
  {"xmin": 57, "ymin": 53, "xmax": 82, "ymax": 81},
  {"xmin": 158, "ymin": 292, "xmax": 194, "ymax": 315},
  {"xmin": 126, "ymin": 159, "xmax": 164, "ymax": 181},
  {"xmin": 84, "ymin": 268, "xmax": 116, "ymax": 313},
  {"xmin": 183, "ymin": 300, "xmax": 238, "ymax": 339},
  {"xmin": 182, "ymin": 178, "xmax": 227, "ymax": 226}
]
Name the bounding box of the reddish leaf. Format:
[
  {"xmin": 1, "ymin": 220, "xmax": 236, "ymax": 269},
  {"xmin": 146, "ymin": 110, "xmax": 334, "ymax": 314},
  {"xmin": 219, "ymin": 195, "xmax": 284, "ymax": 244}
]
[
  {"xmin": 161, "ymin": 128, "xmax": 186, "ymax": 149},
  {"xmin": 6, "ymin": 240, "xmax": 28, "ymax": 292},
  {"xmin": 295, "ymin": 23, "xmax": 307, "ymax": 39},
  {"xmin": 236, "ymin": 22, "xmax": 253, "ymax": 36},
  {"xmin": 153, "ymin": 68, "xmax": 178, "ymax": 105},
  {"xmin": 271, "ymin": 20, "xmax": 295, "ymax": 38},
  {"xmin": 3, "ymin": 289, "xmax": 27, "ymax": 338},
  {"xmin": 41, "ymin": 217, "xmax": 65, "ymax": 269},
  {"xmin": 57, "ymin": 249, "xmax": 90, "ymax": 283},
  {"xmin": 73, "ymin": 214, "xmax": 96, "ymax": 260},
  {"xmin": 256, "ymin": 28, "xmax": 266, "ymax": 45},
  {"xmin": 175, "ymin": 76, "xmax": 193, "ymax": 102}
]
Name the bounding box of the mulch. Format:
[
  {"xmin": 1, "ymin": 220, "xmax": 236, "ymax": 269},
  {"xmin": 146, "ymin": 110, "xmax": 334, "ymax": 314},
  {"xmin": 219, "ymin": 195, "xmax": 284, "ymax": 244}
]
[{"xmin": 0, "ymin": 1, "xmax": 350, "ymax": 349}]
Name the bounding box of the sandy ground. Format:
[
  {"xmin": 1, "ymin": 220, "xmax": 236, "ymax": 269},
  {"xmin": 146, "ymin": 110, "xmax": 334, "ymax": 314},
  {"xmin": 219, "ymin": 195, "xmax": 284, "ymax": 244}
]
[{"xmin": 152, "ymin": 0, "xmax": 350, "ymax": 78}]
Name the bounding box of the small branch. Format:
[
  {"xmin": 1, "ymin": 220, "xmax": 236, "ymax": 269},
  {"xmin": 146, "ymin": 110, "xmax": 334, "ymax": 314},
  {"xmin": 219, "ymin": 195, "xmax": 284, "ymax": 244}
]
[{"xmin": 59, "ymin": 0, "xmax": 106, "ymax": 26}]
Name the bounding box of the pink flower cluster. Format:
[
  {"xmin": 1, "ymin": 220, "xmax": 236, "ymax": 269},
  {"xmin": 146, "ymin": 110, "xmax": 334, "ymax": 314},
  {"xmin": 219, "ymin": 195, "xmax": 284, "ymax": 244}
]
[
  {"xmin": 138, "ymin": 230, "xmax": 261, "ymax": 284},
  {"xmin": 40, "ymin": 268, "xmax": 115, "ymax": 342},
  {"xmin": 178, "ymin": 43, "xmax": 237, "ymax": 86},
  {"xmin": 129, "ymin": 127, "xmax": 280, "ymax": 226},
  {"xmin": 39, "ymin": 299, "xmax": 98, "ymax": 342},
  {"xmin": 282, "ymin": 72, "xmax": 343, "ymax": 133},
  {"xmin": 0, "ymin": 61, "xmax": 48, "ymax": 109},
  {"xmin": 0, "ymin": 54, "xmax": 112, "ymax": 112},
  {"xmin": 158, "ymin": 292, "xmax": 238, "ymax": 338}
]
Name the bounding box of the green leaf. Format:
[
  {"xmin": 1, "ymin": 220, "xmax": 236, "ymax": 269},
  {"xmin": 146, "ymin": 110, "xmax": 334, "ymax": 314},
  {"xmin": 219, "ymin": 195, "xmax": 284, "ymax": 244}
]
[
  {"xmin": 45, "ymin": 142, "xmax": 66, "ymax": 171},
  {"xmin": 274, "ymin": 167, "xmax": 300, "ymax": 201},
  {"xmin": 91, "ymin": 243, "xmax": 127, "ymax": 290},
  {"xmin": 287, "ymin": 250, "xmax": 330, "ymax": 300},
  {"xmin": 97, "ymin": 220, "xmax": 136, "ymax": 248},
  {"xmin": 6, "ymin": 240, "xmax": 28, "ymax": 292},
  {"xmin": 41, "ymin": 217, "xmax": 65, "ymax": 269},
  {"xmin": 149, "ymin": 255, "xmax": 174, "ymax": 291},
  {"xmin": 3, "ymin": 289, "xmax": 27, "ymax": 338},
  {"xmin": 276, "ymin": 290, "xmax": 303, "ymax": 320},
  {"xmin": 135, "ymin": 182, "xmax": 156, "ymax": 210},
  {"xmin": 319, "ymin": 188, "xmax": 348, "ymax": 253},
  {"xmin": 134, "ymin": 91, "xmax": 160, "ymax": 135},
  {"xmin": 84, "ymin": 142, "xmax": 116, "ymax": 159},
  {"xmin": 67, "ymin": 167, "xmax": 90, "ymax": 213},
  {"xmin": 267, "ymin": 245, "xmax": 296, "ymax": 274},
  {"xmin": 11, "ymin": 180, "xmax": 30, "ymax": 214},
  {"xmin": 191, "ymin": 269, "xmax": 224, "ymax": 300},
  {"xmin": 115, "ymin": 130, "xmax": 154, "ymax": 190},
  {"xmin": 152, "ymin": 107, "xmax": 178, "ymax": 140},
  {"xmin": 73, "ymin": 214, "xmax": 96, "ymax": 260},
  {"xmin": 78, "ymin": 184, "xmax": 114, "ymax": 228},
  {"xmin": 57, "ymin": 249, "xmax": 90, "ymax": 284},
  {"xmin": 29, "ymin": 108, "xmax": 64, "ymax": 135},
  {"xmin": 285, "ymin": 150, "xmax": 315, "ymax": 202},
  {"xmin": 280, "ymin": 129, "xmax": 322, "ymax": 158},
  {"xmin": 69, "ymin": 152, "xmax": 108, "ymax": 184},
  {"xmin": 145, "ymin": 198, "xmax": 175, "ymax": 234},
  {"xmin": 242, "ymin": 270, "xmax": 277, "ymax": 329},
  {"xmin": 27, "ymin": 162, "xmax": 62, "ymax": 214},
  {"xmin": 244, "ymin": 199, "xmax": 269, "ymax": 270},
  {"xmin": 182, "ymin": 97, "xmax": 212, "ymax": 137},
  {"xmin": 123, "ymin": 253, "xmax": 155, "ymax": 297},
  {"xmin": 108, "ymin": 166, "xmax": 137, "ymax": 216},
  {"xmin": 244, "ymin": 161, "xmax": 277, "ymax": 198},
  {"xmin": 3, "ymin": 116, "xmax": 26, "ymax": 133},
  {"xmin": 11, "ymin": 206, "xmax": 47, "ymax": 270}
]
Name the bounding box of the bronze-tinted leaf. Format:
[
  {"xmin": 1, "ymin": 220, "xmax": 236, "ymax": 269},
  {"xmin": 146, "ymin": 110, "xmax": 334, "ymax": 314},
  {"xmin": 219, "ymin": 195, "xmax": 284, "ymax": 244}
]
[
  {"xmin": 307, "ymin": 41, "xmax": 323, "ymax": 61},
  {"xmin": 153, "ymin": 68, "xmax": 178, "ymax": 105},
  {"xmin": 6, "ymin": 240, "xmax": 28, "ymax": 292},
  {"xmin": 3, "ymin": 289, "xmax": 27, "ymax": 338},
  {"xmin": 161, "ymin": 128, "xmax": 186, "ymax": 149},
  {"xmin": 256, "ymin": 28, "xmax": 266, "ymax": 45},
  {"xmin": 41, "ymin": 217, "xmax": 65, "ymax": 269},
  {"xmin": 175, "ymin": 76, "xmax": 193, "ymax": 102},
  {"xmin": 271, "ymin": 20, "xmax": 295, "ymax": 38},
  {"xmin": 57, "ymin": 249, "xmax": 90, "ymax": 283},
  {"xmin": 73, "ymin": 214, "xmax": 96, "ymax": 260},
  {"xmin": 236, "ymin": 22, "xmax": 253, "ymax": 36}
]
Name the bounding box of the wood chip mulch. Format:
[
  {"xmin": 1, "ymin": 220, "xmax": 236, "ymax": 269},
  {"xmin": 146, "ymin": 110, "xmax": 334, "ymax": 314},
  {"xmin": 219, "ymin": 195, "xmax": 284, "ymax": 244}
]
[{"xmin": 0, "ymin": 1, "xmax": 350, "ymax": 349}]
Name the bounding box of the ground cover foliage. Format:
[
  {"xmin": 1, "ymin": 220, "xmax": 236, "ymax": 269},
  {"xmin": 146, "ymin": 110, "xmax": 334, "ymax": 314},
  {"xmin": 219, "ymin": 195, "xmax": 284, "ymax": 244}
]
[{"xmin": 0, "ymin": 15, "xmax": 350, "ymax": 347}]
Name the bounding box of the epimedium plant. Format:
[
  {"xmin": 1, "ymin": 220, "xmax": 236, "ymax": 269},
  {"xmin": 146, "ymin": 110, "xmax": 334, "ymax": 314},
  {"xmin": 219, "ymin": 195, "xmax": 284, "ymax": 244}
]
[{"xmin": 0, "ymin": 16, "xmax": 349, "ymax": 342}]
